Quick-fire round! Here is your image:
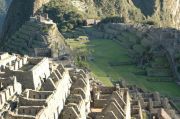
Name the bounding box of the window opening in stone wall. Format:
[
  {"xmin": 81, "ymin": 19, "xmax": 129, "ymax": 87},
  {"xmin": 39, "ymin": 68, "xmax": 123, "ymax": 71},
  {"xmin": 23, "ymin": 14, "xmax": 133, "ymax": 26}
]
[
  {"xmin": 0, "ymin": 95, "xmax": 2, "ymax": 104},
  {"xmin": 0, "ymin": 82, "xmax": 3, "ymax": 90},
  {"xmin": 9, "ymin": 88, "xmax": 11, "ymax": 96},
  {"xmin": 39, "ymin": 94, "xmax": 41, "ymax": 99},
  {"xmin": 35, "ymin": 110, "xmax": 38, "ymax": 114},
  {"xmin": 29, "ymin": 109, "xmax": 31, "ymax": 114},
  {"xmin": 45, "ymin": 94, "xmax": 47, "ymax": 99}
]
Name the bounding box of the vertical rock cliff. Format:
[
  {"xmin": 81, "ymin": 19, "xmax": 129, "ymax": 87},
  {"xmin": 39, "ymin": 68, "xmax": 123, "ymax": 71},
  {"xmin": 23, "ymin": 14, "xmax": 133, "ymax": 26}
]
[
  {"xmin": 0, "ymin": 0, "xmax": 12, "ymax": 35},
  {"xmin": 69, "ymin": 0, "xmax": 180, "ymax": 28},
  {"xmin": 125, "ymin": 0, "xmax": 180, "ymax": 28}
]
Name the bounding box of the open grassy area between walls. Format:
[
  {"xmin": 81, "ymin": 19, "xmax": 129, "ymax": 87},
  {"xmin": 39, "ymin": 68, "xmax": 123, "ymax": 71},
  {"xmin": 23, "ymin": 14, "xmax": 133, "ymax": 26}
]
[{"xmin": 66, "ymin": 38, "xmax": 180, "ymax": 98}]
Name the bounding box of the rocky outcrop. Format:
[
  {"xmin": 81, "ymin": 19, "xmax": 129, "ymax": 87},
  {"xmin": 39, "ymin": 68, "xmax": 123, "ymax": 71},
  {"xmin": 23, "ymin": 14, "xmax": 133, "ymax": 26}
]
[
  {"xmin": 0, "ymin": 0, "xmax": 12, "ymax": 35},
  {"xmin": 133, "ymin": 0, "xmax": 180, "ymax": 28},
  {"xmin": 0, "ymin": 0, "xmax": 50, "ymax": 45},
  {"xmin": 69, "ymin": 0, "xmax": 180, "ymax": 28}
]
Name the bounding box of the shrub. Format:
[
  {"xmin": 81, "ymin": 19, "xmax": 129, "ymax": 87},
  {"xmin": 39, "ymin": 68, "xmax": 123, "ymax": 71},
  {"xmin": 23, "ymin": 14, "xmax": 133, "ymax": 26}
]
[
  {"xmin": 99, "ymin": 16, "xmax": 125, "ymax": 24},
  {"xmin": 43, "ymin": 0, "xmax": 84, "ymax": 32}
]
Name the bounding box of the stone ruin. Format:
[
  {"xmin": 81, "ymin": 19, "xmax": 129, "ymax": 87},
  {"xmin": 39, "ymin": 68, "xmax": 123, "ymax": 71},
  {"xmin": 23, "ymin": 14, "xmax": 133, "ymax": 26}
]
[
  {"xmin": 0, "ymin": 76, "xmax": 22, "ymax": 111},
  {"xmin": 0, "ymin": 52, "xmax": 179, "ymax": 119},
  {"xmin": 89, "ymin": 84, "xmax": 135, "ymax": 119},
  {"xmin": 60, "ymin": 69, "xmax": 91, "ymax": 119},
  {"xmin": 2, "ymin": 14, "xmax": 66, "ymax": 58},
  {"xmin": 0, "ymin": 52, "xmax": 90, "ymax": 119},
  {"xmin": 84, "ymin": 19, "xmax": 101, "ymax": 26},
  {"xmin": 100, "ymin": 22, "xmax": 180, "ymax": 84},
  {"xmin": 88, "ymin": 80, "xmax": 179, "ymax": 119}
]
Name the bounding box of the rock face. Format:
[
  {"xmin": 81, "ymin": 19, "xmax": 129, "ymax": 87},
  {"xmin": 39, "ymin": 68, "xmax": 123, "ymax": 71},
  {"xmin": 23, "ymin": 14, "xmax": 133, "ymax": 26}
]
[
  {"xmin": 0, "ymin": 0, "xmax": 12, "ymax": 35},
  {"xmin": 134, "ymin": 0, "xmax": 180, "ymax": 28},
  {"xmin": 0, "ymin": 0, "xmax": 50, "ymax": 44},
  {"xmin": 69, "ymin": 0, "xmax": 180, "ymax": 28}
]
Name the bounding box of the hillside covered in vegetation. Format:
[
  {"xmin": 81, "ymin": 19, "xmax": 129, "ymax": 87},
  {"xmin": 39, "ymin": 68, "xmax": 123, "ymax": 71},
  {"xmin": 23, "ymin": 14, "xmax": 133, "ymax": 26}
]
[{"xmin": 42, "ymin": 0, "xmax": 180, "ymax": 32}]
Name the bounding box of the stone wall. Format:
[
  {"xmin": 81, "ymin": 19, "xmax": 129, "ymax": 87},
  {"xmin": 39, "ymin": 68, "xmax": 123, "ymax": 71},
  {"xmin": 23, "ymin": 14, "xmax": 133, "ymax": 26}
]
[
  {"xmin": 0, "ymin": 0, "xmax": 50, "ymax": 46},
  {"xmin": 38, "ymin": 69, "xmax": 72, "ymax": 119},
  {"xmin": 0, "ymin": 77, "xmax": 22, "ymax": 109},
  {"xmin": 90, "ymin": 82, "xmax": 143, "ymax": 119},
  {"xmin": 6, "ymin": 64, "xmax": 72, "ymax": 119},
  {"xmin": 61, "ymin": 69, "xmax": 91, "ymax": 119},
  {"xmin": 25, "ymin": 89, "xmax": 52, "ymax": 99},
  {"xmin": 31, "ymin": 58, "xmax": 50, "ymax": 90},
  {"xmin": 0, "ymin": 53, "xmax": 16, "ymax": 72},
  {"xmin": 100, "ymin": 23, "xmax": 180, "ymax": 82},
  {"xmin": 34, "ymin": 48, "xmax": 51, "ymax": 57},
  {"xmin": 3, "ymin": 57, "xmax": 50, "ymax": 90},
  {"xmin": 2, "ymin": 16, "xmax": 66, "ymax": 58}
]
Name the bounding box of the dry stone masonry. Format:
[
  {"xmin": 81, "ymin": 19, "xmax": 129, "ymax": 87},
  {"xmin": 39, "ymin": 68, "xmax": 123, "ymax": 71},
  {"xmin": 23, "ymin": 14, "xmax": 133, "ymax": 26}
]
[
  {"xmin": 0, "ymin": 52, "xmax": 179, "ymax": 119},
  {"xmin": 99, "ymin": 23, "xmax": 180, "ymax": 84},
  {"xmin": 2, "ymin": 14, "xmax": 66, "ymax": 58}
]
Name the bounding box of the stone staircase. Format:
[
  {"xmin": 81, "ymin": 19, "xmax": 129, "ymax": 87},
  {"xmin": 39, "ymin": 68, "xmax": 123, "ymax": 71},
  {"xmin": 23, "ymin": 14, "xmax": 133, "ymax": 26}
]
[
  {"xmin": 3, "ymin": 21, "xmax": 43, "ymax": 55},
  {"xmin": 146, "ymin": 52, "xmax": 173, "ymax": 82},
  {"xmin": 3, "ymin": 19, "xmax": 65, "ymax": 57}
]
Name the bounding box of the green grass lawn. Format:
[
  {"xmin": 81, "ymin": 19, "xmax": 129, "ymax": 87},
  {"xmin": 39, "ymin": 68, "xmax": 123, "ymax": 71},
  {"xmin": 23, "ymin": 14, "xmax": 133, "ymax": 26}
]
[
  {"xmin": 66, "ymin": 37, "xmax": 180, "ymax": 98},
  {"xmin": 86, "ymin": 39, "xmax": 180, "ymax": 98},
  {"xmin": 66, "ymin": 39, "xmax": 89, "ymax": 50}
]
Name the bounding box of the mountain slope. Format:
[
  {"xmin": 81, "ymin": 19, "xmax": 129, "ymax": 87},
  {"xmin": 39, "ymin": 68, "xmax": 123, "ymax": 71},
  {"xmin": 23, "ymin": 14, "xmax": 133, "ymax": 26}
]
[
  {"xmin": 0, "ymin": 0, "xmax": 179, "ymax": 43},
  {"xmin": 55, "ymin": 0, "xmax": 180, "ymax": 28}
]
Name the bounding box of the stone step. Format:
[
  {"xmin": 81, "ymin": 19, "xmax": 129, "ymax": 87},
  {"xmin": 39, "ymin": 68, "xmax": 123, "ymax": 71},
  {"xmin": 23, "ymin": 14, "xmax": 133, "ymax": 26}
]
[
  {"xmin": 21, "ymin": 25, "xmax": 37, "ymax": 31},
  {"xmin": 151, "ymin": 62, "xmax": 170, "ymax": 68},
  {"xmin": 26, "ymin": 21, "xmax": 41, "ymax": 28},
  {"xmin": 18, "ymin": 29, "xmax": 33, "ymax": 36},
  {"xmin": 147, "ymin": 77, "xmax": 173, "ymax": 82},
  {"xmin": 15, "ymin": 32, "xmax": 30, "ymax": 40},
  {"xmin": 21, "ymin": 24, "xmax": 39, "ymax": 32},
  {"xmin": 154, "ymin": 57, "xmax": 168, "ymax": 62},
  {"xmin": 8, "ymin": 41, "xmax": 24, "ymax": 48},
  {"xmin": 153, "ymin": 51, "xmax": 165, "ymax": 57},
  {"xmin": 146, "ymin": 68, "xmax": 172, "ymax": 77}
]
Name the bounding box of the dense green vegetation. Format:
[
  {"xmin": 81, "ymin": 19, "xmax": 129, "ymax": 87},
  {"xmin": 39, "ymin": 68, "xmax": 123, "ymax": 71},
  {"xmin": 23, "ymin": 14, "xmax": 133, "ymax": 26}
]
[
  {"xmin": 66, "ymin": 38, "xmax": 90, "ymax": 68},
  {"xmin": 99, "ymin": 16, "xmax": 125, "ymax": 24},
  {"xmin": 93, "ymin": 0, "xmax": 144, "ymax": 21},
  {"xmin": 42, "ymin": 0, "xmax": 178, "ymax": 33},
  {"xmin": 42, "ymin": 0, "xmax": 145, "ymax": 32},
  {"xmin": 43, "ymin": 0, "xmax": 84, "ymax": 32}
]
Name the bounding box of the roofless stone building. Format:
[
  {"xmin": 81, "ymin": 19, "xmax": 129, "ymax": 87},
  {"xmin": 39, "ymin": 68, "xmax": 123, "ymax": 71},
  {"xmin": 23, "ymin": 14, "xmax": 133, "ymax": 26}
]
[
  {"xmin": 0, "ymin": 52, "xmax": 90, "ymax": 119},
  {"xmin": 0, "ymin": 52, "xmax": 178, "ymax": 119}
]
